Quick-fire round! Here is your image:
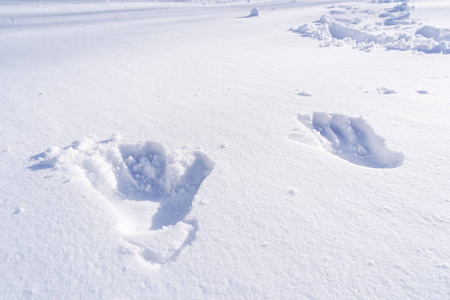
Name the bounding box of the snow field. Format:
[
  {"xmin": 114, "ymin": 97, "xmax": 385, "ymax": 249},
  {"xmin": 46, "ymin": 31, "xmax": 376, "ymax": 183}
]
[{"xmin": 1, "ymin": 0, "xmax": 450, "ymax": 298}]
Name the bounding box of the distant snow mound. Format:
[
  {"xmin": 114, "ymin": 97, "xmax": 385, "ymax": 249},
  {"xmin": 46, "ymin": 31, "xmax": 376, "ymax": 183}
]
[
  {"xmin": 290, "ymin": 113, "xmax": 404, "ymax": 168},
  {"xmin": 30, "ymin": 135, "xmax": 214, "ymax": 265},
  {"xmin": 291, "ymin": 1, "xmax": 449, "ymax": 54}
]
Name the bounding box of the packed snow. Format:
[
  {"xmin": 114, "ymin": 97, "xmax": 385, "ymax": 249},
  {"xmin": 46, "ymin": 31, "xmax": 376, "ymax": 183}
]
[{"xmin": 1, "ymin": 0, "xmax": 449, "ymax": 299}]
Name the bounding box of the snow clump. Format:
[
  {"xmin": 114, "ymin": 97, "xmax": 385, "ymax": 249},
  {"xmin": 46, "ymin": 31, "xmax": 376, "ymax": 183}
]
[{"xmin": 248, "ymin": 8, "xmax": 260, "ymax": 17}]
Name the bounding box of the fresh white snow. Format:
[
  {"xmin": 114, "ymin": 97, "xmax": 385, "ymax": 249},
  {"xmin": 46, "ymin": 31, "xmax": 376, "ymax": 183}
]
[{"xmin": 1, "ymin": 0, "xmax": 449, "ymax": 298}]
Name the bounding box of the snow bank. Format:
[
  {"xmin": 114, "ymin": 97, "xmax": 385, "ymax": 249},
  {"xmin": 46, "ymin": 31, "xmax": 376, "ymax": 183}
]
[
  {"xmin": 291, "ymin": 1, "xmax": 450, "ymax": 54},
  {"xmin": 30, "ymin": 134, "xmax": 214, "ymax": 264},
  {"xmin": 292, "ymin": 113, "xmax": 404, "ymax": 168}
]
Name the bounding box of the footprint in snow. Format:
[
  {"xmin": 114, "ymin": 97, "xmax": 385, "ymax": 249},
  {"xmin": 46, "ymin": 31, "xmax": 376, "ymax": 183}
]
[
  {"xmin": 288, "ymin": 113, "xmax": 404, "ymax": 168},
  {"xmin": 29, "ymin": 135, "xmax": 214, "ymax": 265}
]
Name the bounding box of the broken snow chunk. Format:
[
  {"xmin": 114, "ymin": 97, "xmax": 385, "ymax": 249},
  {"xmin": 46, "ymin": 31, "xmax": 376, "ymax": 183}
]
[
  {"xmin": 378, "ymin": 87, "xmax": 397, "ymax": 94},
  {"xmin": 319, "ymin": 15, "xmax": 332, "ymax": 24}
]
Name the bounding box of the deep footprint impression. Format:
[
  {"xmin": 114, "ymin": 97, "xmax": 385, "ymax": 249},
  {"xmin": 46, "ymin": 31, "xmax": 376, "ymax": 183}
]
[
  {"xmin": 29, "ymin": 135, "xmax": 214, "ymax": 265},
  {"xmin": 289, "ymin": 113, "xmax": 404, "ymax": 168}
]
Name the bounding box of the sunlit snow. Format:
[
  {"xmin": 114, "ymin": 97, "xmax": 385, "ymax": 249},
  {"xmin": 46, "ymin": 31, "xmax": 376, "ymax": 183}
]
[{"xmin": 1, "ymin": 0, "xmax": 449, "ymax": 298}]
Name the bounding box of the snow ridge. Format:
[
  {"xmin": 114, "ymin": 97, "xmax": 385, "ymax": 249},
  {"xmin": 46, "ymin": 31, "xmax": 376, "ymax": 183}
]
[
  {"xmin": 29, "ymin": 135, "xmax": 214, "ymax": 265},
  {"xmin": 291, "ymin": 1, "xmax": 450, "ymax": 54}
]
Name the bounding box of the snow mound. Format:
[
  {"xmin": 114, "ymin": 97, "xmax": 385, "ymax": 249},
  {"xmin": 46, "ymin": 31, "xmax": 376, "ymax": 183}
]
[
  {"xmin": 291, "ymin": 1, "xmax": 450, "ymax": 54},
  {"xmin": 30, "ymin": 135, "xmax": 214, "ymax": 264},
  {"xmin": 290, "ymin": 113, "xmax": 404, "ymax": 168},
  {"xmin": 248, "ymin": 8, "xmax": 260, "ymax": 17}
]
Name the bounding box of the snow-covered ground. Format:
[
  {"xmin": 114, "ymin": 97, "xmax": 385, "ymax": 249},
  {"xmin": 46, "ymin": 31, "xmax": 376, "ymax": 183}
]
[{"xmin": 1, "ymin": 0, "xmax": 449, "ymax": 298}]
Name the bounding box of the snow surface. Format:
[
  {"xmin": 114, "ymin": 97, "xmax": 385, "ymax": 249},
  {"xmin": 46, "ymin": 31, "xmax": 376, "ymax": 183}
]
[{"xmin": 1, "ymin": 0, "xmax": 450, "ymax": 298}]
